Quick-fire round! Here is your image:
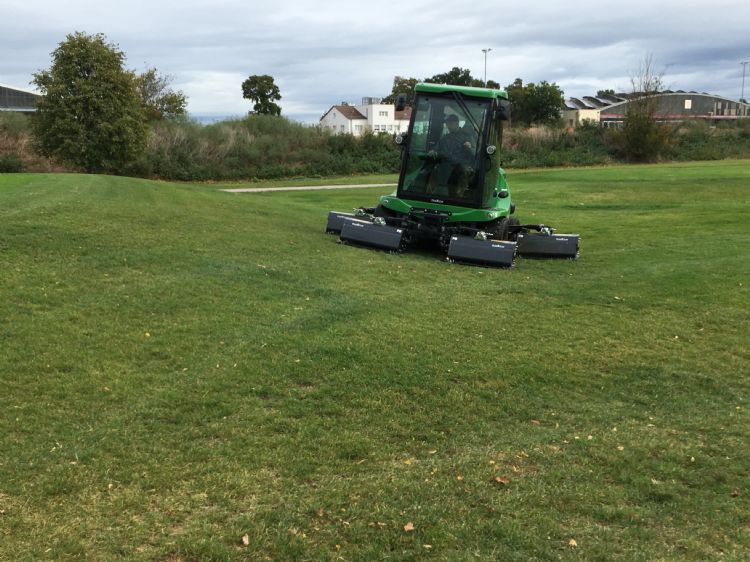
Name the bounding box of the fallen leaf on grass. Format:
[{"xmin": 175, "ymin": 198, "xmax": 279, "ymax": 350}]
[
  {"xmin": 531, "ymin": 419, "xmax": 541, "ymax": 426},
  {"xmin": 617, "ymin": 446, "xmax": 625, "ymax": 451},
  {"xmin": 568, "ymin": 538, "xmax": 578, "ymax": 548},
  {"xmin": 456, "ymin": 475, "xmax": 464, "ymax": 481},
  {"xmin": 403, "ymin": 522, "xmax": 415, "ymax": 532},
  {"xmin": 731, "ymin": 489, "xmax": 740, "ymax": 497},
  {"xmin": 493, "ymin": 476, "xmax": 510, "ymax": 486},
  {"xmin": 241, "ymin": 534, "xmax": 250, "ymax": 546}
]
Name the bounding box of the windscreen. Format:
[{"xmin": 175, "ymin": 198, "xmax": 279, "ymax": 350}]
[{"xmin": 400, "ymin": 94, "xmax": 490, "ymax": 205}]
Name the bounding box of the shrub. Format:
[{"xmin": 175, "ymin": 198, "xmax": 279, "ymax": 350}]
[
  {"xmin": 32, "ymin": 32, "xmax": 146, "ymax": 174},
  {"xmin": 128, "ymin": 116, "xmax": 401, "ymax": 181},
  {"xmin": 0, "ymin": 113, "xmax": 31, "ymax": 136},
  {"xmin": 501, "ymin": 125, "xmax": 614, "ymax": 168},
  {"xmin": 0, "ymin": 154, "xmax": 24, "ymax": 172}
]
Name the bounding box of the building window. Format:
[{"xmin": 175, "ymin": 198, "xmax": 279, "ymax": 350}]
[
  {"xmin": 379, "ymin": 111, "xmax": 388, "ymax": 117},
  {"xmin": 340, "ymin": 125, "xmax": 345, "ymax": 132},
  {"xmin": 355, "ymin": 125, "xmax": 363, "ymax": 132},
  {"xmin": 388, "ymin": 125, "xmax": 393, "ymax": 131},
  {"xmin": 374, "ymin": 125, "xmax": 380, "ymax": 132},
  {"xmin": 684, "ymin": 99, "xmax": 692, "ymax": 110}
]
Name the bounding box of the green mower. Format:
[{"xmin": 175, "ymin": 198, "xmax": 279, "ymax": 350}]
[{"xmin": 326, "ymin": 82, "xmax": 579, "ymax": 267}]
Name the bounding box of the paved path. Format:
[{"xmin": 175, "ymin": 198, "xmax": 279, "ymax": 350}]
[{"xmin": 222, "ymin": 183, "xmax": 396, "ymax": 193}]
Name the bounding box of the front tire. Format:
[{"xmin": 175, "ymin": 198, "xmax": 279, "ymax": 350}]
[
  {"xmin": 489, "ymin": 218, "xmax": 510, "ymax": 241},
  {"xmin": 507, "ymin": 217, "xmax": 521, "ymax": 241}
]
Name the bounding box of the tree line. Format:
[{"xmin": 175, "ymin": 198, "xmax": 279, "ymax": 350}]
[
  {"xmin": 380, "ymin": 69, "xmax": 565, "ymax": 127},
  {"xmin": 30, "ymin": 32, "xmax": 573, "ymax": 173},
  {"xmin": 25, "ymin": 32, "xmax": 712, "ymax": 177},
  {"xmin": 30, "ymin": 32, "xmax": 285, "ymax": 174}
]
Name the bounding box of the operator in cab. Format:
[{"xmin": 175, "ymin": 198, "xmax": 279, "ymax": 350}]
[{"xmin": 429, "ymin": 113, "xmax": 477, "ymax": 198}]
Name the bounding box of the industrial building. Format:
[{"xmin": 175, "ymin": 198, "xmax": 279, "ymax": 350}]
[
  {"xmin": 0, "ymin": 83, "xmax": 39, "ymax": 113},
  {"xmin": 563, "ymin": 91, "xmax": 750, "ymax": 128}
]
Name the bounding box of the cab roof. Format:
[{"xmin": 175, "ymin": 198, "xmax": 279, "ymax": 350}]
[{"xmin": 415, "ymin": 82, "xmax": 508, "ymax": 100}]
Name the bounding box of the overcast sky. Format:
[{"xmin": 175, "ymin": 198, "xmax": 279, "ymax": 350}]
[{"xmin": 3, "ymin": 0, "xmax": 749, "ymax": 122}]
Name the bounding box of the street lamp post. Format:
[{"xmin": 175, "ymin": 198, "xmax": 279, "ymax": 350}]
[
  {"xmin": 741, "ymin": 61, "xmax": 748, "ymax": 102},
  {"xmin": 482, "ymin": 48, "xmax": 492, "ymax": 86}
]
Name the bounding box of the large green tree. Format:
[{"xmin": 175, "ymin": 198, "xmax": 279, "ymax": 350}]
[
  {"xmin": 425, "ymin": 67, "xmax": 500, "ymax": 89},
  {"xmin": 32, "ymin": 32, "xmax": 146, "ymax": 173},
  {"xmin": 241, "ymin": 75, "xmax": 282, "ymax": 115},
  {"xmin": 136, "ymin": 68, "xmax": 187, "ymax": 121},
  {"xmin": 383, "ymin": 68, "xmax": 500, "ymax": 105},
  {"xmin": 505, "ymin": 78, "xmax": 565, "ymax": 127},
  {"xmin": 381, "ymin": 76, "xmax": 419, "ymax": 105}
]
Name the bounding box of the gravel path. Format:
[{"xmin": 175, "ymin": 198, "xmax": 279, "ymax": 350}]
[{"xmin": 221, "ymin": 183, "xmax": 396, "ymax": 193}]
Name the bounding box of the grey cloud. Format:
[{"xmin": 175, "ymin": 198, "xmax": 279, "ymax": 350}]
[{"xmin": 2, "ymin": 0, "xmax": 748, "ymax": 121}]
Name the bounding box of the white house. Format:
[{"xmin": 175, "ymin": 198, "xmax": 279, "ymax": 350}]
[{"xmin": 319, "ymin": 98, "xmax": 412, "ymax": 136}]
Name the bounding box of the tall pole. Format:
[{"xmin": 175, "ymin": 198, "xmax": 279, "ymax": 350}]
[
  {"xmin": 482, "ymin": 48, "xmax": 492, "ymax": 86},
  {"xmin": 741, "ymin": 61, "xmax": 748, "ymax": 102}
]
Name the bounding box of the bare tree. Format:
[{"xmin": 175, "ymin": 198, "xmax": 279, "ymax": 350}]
[{"xmin": 617, "ymin": 54, "xmax": 673, "ymax": 161}]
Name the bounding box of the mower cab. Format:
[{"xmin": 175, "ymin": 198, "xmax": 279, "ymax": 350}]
[{"xmin": 326, "ymin": 83, "xmax": 579, "ymax": 267}]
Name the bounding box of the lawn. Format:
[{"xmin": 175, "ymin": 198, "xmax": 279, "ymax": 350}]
[{"xmin": 1, "ymin": 162, "xmax": 748, "ymax": 561}]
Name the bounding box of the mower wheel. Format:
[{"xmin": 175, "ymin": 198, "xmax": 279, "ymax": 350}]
[
  {"xmin": 508, "ymin": 217, "xmax": 521, "ymax": 241},
  {"xmin": 489, "ymin": 218, "xmax": 510, "ymax": 241}
]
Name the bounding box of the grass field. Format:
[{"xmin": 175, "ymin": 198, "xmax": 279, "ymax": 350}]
[{"xmin": 1, "ymin": 162, "xmax": 749, "ymax": 561}]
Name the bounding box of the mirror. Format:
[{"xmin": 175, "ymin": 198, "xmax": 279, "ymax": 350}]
[
  {"xmin": 395, "ymin": 93, "xmax": 407, "ymax": 112},
  {"xmin": 496, "ymin": 99, "xmax": 510, "ymax": 121}
]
